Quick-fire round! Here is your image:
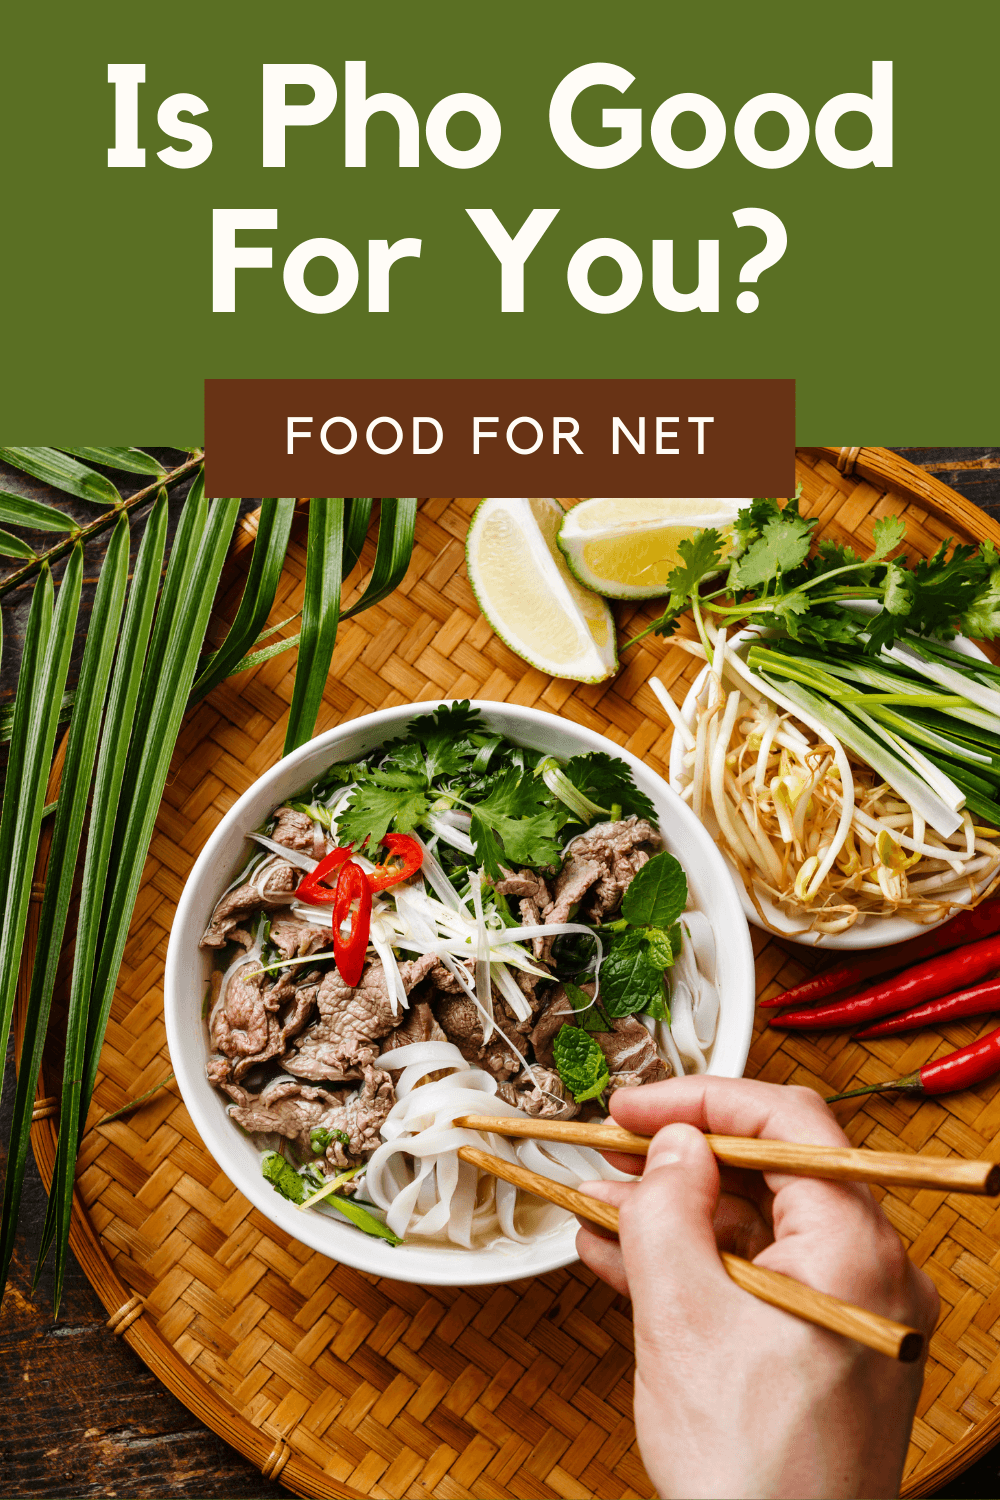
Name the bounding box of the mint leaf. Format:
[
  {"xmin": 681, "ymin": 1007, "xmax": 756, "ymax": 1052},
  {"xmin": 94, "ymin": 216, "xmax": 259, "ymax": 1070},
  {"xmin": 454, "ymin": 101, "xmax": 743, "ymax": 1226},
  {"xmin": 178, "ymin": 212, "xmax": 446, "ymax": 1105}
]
[
  {"xmin": 262, "ymin": 1151, "xmax": 308, "ymax": 1204},
  {"xmin": 599, "ymin": 932, "xmax": 665, "ymax": 1018},
  {"xmin": 553, "ymin": 1024, "xmax": 610, "ymax": 1103},
  {"xmin": 561, "ymin": 752, "xmax": 656, "ymax": 823},
  {"xmin": 644, "ymin": 926, "xmax": 678, "ymax": 970},
  {"xmin": 563, "ymin": 978, "xmax": 611, "ymax": 1032},
  {"xmin": 645, "ymin": 986, "xmax": 670, "ymax": 1022},
  {"xmin": 337, "ymin": 782, "xmax": 430, "ymax": 848},
  {"xmin": 621, "ymin": 851, "xmax": 688, "ymax": 929},
  {"xmin": 871, "ymin": 514, "xmax": 906, "ymax": 560}
]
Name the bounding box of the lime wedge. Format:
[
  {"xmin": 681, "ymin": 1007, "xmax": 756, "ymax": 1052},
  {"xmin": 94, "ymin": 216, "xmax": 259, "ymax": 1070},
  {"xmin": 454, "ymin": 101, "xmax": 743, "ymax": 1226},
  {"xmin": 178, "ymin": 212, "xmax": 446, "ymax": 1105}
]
[
  {"xmin": 557, "ymin": 496, "xmax": 746, "ymax": 599},
  {"xmin": 466, "ymin": 498, "xmax": 618, "ymax": 683}
]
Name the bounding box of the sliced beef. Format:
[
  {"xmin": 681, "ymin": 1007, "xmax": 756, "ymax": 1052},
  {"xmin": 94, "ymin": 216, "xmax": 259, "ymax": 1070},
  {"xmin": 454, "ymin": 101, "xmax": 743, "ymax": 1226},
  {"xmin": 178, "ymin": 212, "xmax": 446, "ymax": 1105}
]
[
  {"xmin": 546, "ymin": 816, "xmax": 661, "ymax": 924},
  {"xmin": 597, "ymin": 1017, "xmax": 670, "ymax": 1093},
  {"xmin": 208, "ymin": 963, "xmax": 321, "ymax": 1083},
  {"xmin": 492, "ymin": 866, "xmax": 555, "ymax": 962},
  {"xmin": 317, "ymin": 1065, "xmax": 396, "ymax": 1169},
  {"xmin": 529, "ymin": 982, "xmax": 589, "ymax": 1067},
  {"xmin": 397, "ymin": 952, "xmax": 443, "ymax": 991},
  {"xmin": 433, "ymin": 992, "xmax": 527, "ymax": 1080},
  {"xmin": 286, "ymin": 960, "xmax": 401, "ymax": 1082},
  {"xmin": 227, "ymin": 1077, "xmax": 345, "ymax": 1155},
  {"xmin": 272, "ymin": 805, "xmax": 325, "ymax": 858},
  {"xmin": 201, "ymin": 858, "xmax": 298, "ymax": 949},
  {"xmin": 380, "ymin": 1001, "xmax": 447, "ymax": 1051},
  {"xmin": 515, "ymin": 1068, "xmax": 578, "ymax": 1120},
  {"xmin": 421, "ymin": 956, "xmax": 476, "ymax": 995},
  {"xmin": 269, "ymin": 917, "xmax": 330, "ymax": 963}
]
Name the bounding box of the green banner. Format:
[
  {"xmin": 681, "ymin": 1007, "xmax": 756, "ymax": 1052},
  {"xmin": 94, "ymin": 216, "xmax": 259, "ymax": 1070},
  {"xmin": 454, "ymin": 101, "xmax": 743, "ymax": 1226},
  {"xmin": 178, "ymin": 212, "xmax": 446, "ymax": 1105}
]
[{"xmin": 2, "ymin": 0, "xmax": 996, "ymax": 441}]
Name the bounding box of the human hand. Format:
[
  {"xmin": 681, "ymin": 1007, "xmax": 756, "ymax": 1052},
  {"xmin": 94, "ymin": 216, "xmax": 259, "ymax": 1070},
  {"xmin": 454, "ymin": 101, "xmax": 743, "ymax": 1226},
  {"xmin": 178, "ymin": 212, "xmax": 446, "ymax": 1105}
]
[{"xmin": 576, "ymin": 1077, "xmax": 939, "ymax": 1500}]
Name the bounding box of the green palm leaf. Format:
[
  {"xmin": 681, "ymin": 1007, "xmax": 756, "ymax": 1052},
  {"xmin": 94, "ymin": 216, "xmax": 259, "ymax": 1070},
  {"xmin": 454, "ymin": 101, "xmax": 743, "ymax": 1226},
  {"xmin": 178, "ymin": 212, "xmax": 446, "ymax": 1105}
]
[
  {"xmin": 35, "ymin": 496, "xmax": 169, "ymax": 1289},
  {"xmin": 0, "ymin": 691, "xmax": 73, "ymax": 745},
  {"xmin": 190, "ymin": 497, "xmax": 296, "ymax": 702},
  {"xmin": 0, "ymin": 448, "xmax": 120, "ymax": 506},
  {"xmin": 343, "ymin": 497, "xmax": 373, "ymax": 577},
  {"xmin": 0, "ymin": 519, "xmax": 129, "ymax": 1291},
  {"xmin": 0, "ymin": 528, "xmax": 35, "ymax": 559},
  {"xmin": 230, "ymin": 630, "xmax": 301, "ymax": 675},
  {"xmin": 0, "ymin": 492, "xmax": 76, "ymax": 532},
  {"xmin": 0, "ymin": 550, "xmax": 82, "ymax": 1109},
  {"xmin": 58, "ymin": 446, "xmax": 165, "ymax": 476},
  {"xmin": 45, "ymin": 494, "xmax": 239, "ymax": 1309},
  {"xmin": 341, "ymin": 497, "xmax": 417, "ymax": 619},
  {"xmin": 283, "ymin": 498, "xmax": 345, "ymax": 754}
]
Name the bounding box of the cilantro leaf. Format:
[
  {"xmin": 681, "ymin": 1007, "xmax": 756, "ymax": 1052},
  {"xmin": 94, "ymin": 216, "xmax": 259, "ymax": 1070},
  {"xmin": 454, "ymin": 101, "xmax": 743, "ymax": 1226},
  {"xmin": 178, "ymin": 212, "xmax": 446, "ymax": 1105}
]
[
  {"xmin": 883, "ymin": 559, "xmax": 913, "ymax": 616},
  {"xmin": 374, "ymin": 740, "xmax": 428, "ymax": 781},
  {"xmin": 666, "ymin": 529, "xmax": 725, "ymax": 600},
  {"xmin": 262, "ymin": 1151, "xmax": 309, "ymax": 1204},
  {"xmin": 732, "ymin": 511, "xmax": 815, "ymax": 590},
  {"xmin": 561, "ymin": 752, "xmax": 656, "ymax": 823},
  {"xmin": 553, "ymin": 1024, "xmax": 610, "ymax": 1103},
  {"xmin": 337, "ymin": 782, "xmax": 430, "ymax": 849},
  {"xmin": 962, "ymin": 562, "xmax": 1000, "ymax": 639},
  {"xmin": 368, "ymin": 767, "xmax": 427, "ymax": 789},
  {"xmin": 729, "ymin": 497, "xmax": 785, "ymax": 559},
  {"xmin": 621, "ymin": 851, "xmax": 688, "ymax": 929},
  {"xmin": 469, "ymin": 810, "xmax": 505, "ymax": 881},
  {"xmin": 406, "ymin": 700, "xmax": 483, "ymax": 744},
  {"xmin": 871, "ymin": 515, "xmax": 906, "ymax": 560},
  {"xmin": 470, "ymin": 769, "xmax": 563, "ymax": 871},
  {"xmin": 599, "ymin": 931, "xmax": 666, "ymax": 1018}
]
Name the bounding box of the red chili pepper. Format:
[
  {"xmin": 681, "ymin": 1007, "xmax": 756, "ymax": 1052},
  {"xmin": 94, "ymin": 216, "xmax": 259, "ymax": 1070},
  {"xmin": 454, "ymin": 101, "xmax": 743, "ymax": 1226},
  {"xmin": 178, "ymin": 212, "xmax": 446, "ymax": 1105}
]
[
  {"xmin": 295, "ymin": 846, "xmax": 354, "ymax": 904},
  {"xmin": 854, "ymin": 977, "xmax": 1000, "ymax": 1039},
  {"xmin": 367, "ymin": 832, "xmax": 423, "ymax": 892},
  {"xmin": 772, "ymin": 932, "xmax": 1000, "ymax": 1031},
  {"xmin": 827, "ymin": 1023, "xmax": 1000, "ymax": 1102},
  {"xmin": 760, "ymin": 899, "xmax": 1000, "ymax": 1008},
  {"xmin": 332, "ymin": 859, "xmax": 371, "ymax": 987}
]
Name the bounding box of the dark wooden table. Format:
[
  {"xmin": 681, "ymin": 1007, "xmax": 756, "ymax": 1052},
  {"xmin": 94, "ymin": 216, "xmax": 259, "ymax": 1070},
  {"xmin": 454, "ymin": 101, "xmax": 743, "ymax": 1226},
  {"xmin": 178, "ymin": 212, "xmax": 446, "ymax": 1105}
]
[{"xmin": 3, "ymin": 450, "xmax": 1000, "ymax": 1498}]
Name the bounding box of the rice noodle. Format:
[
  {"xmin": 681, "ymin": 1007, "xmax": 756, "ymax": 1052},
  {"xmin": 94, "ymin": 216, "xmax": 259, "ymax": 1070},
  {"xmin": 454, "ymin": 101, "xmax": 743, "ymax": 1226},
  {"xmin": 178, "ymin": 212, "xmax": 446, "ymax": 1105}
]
[{"xmin": 366, "ymin": 1043, "xmax": 626, "ymax": 1246}]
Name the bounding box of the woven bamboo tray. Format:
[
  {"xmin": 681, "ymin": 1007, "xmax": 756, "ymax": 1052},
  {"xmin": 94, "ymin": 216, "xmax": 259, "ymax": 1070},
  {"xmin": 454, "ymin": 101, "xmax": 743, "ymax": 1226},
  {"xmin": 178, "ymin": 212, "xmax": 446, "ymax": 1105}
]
[{"xmin": 17, "ymin": 449, "xmax": 1000, "ymax": 1499}]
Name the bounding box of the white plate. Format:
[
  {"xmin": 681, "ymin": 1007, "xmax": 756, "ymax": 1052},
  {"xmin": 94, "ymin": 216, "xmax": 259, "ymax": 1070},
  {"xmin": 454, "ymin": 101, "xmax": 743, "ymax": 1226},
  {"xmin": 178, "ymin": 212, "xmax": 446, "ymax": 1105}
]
[
  {"xmin": 165, "ymin": 700, "xmax": 756, "ymax": 1287},
  {"xmin": 668, "ymin": 627, "xmax": 992, "ymax": 950}
]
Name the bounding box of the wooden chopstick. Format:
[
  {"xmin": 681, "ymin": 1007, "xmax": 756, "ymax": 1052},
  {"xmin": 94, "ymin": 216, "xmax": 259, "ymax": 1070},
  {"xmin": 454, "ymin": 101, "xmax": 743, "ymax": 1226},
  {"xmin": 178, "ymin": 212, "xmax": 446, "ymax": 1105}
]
[
  {"xmin": 454, "ymin": 1114, "xmax": 1000, "ymax": 1196},
  {"xmin": 456, "ymin": 1143, "xmax": 924, "ymax": 1364}
]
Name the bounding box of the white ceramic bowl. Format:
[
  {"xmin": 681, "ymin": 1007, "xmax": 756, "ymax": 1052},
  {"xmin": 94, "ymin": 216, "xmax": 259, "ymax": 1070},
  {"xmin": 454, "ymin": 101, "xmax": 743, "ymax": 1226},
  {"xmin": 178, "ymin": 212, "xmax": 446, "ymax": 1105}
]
[
  {"xmin": 668, "ymin": 629, "xmax": 992, "ymax": 950},
  {"xmin": 165, "ymin": 700, "xmax": 756, "ymax": 1286}
]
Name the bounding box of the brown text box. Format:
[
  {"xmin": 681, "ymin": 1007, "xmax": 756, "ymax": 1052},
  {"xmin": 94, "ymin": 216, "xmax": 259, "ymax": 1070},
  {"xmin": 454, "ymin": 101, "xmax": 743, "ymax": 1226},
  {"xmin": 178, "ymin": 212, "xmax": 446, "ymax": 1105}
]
[{"xmin": 205, "ymin": 379, "xmax": 794, "ymax": 498}]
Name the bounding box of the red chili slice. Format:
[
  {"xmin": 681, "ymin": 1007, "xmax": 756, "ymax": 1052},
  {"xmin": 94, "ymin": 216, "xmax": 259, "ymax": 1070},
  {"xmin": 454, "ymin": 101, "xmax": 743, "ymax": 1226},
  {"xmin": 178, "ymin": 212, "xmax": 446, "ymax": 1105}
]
[
  {"xmin": 333, "ymin": 859, "xmax": 372, "ymax": 987},
  {"xmin": 295, "ymin": 845, "xmax": 353, "ymax": 904},
  {"xmin": 367, "ymin": 833, "xmax": 423, "ymax": 892}
]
